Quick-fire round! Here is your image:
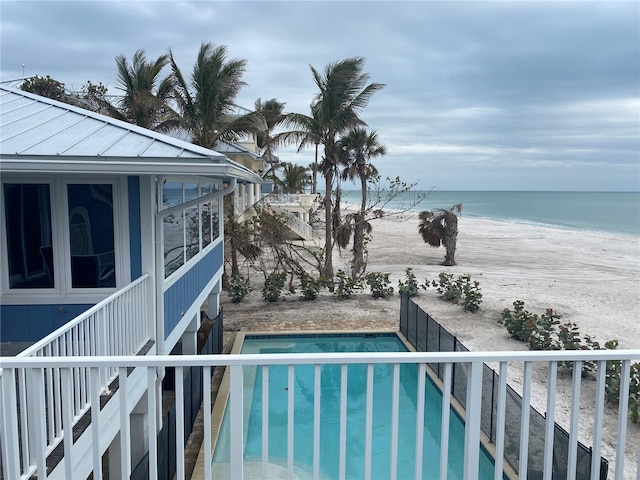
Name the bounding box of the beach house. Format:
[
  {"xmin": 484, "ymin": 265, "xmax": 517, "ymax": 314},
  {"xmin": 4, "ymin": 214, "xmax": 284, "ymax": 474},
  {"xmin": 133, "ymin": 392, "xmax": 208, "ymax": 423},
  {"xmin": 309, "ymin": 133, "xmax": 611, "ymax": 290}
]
[
  {"xmin": 1, "ymin": 84, "xmax": 635, "ymax": 480},
  {"xmin": 0, "ymin": 84, "xmax": 263, "ymax": 478}
]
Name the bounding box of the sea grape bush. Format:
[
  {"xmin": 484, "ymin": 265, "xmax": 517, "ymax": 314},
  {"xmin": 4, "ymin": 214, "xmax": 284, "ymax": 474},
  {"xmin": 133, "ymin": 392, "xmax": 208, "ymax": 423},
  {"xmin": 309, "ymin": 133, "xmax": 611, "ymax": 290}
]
[
  {"xmin": 300, "ymin": 274, "xmax": 322, "ymax": 301},
  {"xmin": 365, "ymin": 272, "xmax": 394, "ymax": 299},
  {"xmin": 397, "ymin": 268, "xmax": 424, "ymax": 297},
  {"xmin": 227, "ymin": 275, "xmax": 250, "ymax": 303},
  {"xmin": 431, "ymin": 273, "xmax": 483, "ymax": 312},
  {"xmin": 262, "ymin": 272, "xmax": 287, "ymax": 302},
  {"xmin": 334, "ymin": 270, "xmax": 362, "ymax": 300}
]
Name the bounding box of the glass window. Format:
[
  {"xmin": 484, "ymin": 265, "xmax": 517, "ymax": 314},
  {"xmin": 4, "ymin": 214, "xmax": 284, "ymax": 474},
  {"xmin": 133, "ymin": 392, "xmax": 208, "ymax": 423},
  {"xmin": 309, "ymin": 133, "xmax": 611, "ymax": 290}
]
[
  {"xmin": 67, "ymin": 184, "xmax": 116, "ymax": 288},
  {"xmin": 163, "ymin": 181, "xmax": 184, "ymax": 277},
  {"xmin": 4, "ymin": 184, "xmax": 54, "ymax": 289}
]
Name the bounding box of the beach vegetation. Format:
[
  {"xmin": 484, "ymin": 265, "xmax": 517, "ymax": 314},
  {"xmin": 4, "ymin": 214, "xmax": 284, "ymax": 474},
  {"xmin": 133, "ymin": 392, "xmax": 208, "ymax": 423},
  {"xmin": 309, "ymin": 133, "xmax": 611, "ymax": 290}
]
[
  {"xmin": 114, "ymin": 49, "xmax": 176, "ymax": 131},
  {"xmin": 365, "ymin": 272, "xmax": 394, "ymax": 299},
  {"xmin": 262, "ymin": 271, "xmax": 287, "ymax": 302},
  {"xmin": 334, "ymin": 269, "xmax": 362, "ymax": 300},
  {"xmin": 227, "ymin": 275, "xmax": 250, "ymax": 303},
  {"xmin": 21, "ymin": 75, "xmax": 68, "ymax": 102},
  {"xmin": 275, "ymin": 162, "xmax": 312, "ymax": 194},
  {"xmin": 286, "ymin": 57, "xmax": 385, "ymax": 280},
  {"xmin": 418, "ymin": 204, "xmax": 462, "ymax": 266},
  {"xmin": 335, "ymin": 127, "xmax": 387, "ymax": 277},
  {"xmin": 431, "ymin": 273, "xmax": 482, "ymax": 312},
  {"xmin": 300, "ymin": 274, "xmax": 323, "ymax": 300},
  {"xmin": 397, "ymin": 268, "xmax": 425, "ymax": 297}
]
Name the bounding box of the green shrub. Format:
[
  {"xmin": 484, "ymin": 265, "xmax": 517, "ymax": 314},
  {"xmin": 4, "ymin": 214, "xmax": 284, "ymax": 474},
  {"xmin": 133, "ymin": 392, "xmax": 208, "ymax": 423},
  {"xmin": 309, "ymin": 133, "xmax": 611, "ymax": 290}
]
[
  {"xmin": 365, "ymin": 272, "xmax": 394, "ymax": 299},
  {"xmin": 432, "ymin": 272, "xmax": 461, "ymax": 302},
  {"xmin": 500, "ymin": 300, "xmax": 539, "ymax": 341},
  {"xmin": 398, "ymin": 268, "xmax": 423, "ymax": 297},
  {"xmin": 458, "ymin": 274, "xmax": 483, "ymax": 312},
  {"xmin": 300, "ymin": 275, "xmax": 322, "ymax": 301},
  {"xmin": 334, "ymin": 270, "xmax": 362, "ymax": 300},
  {"xmin": 262, "ymin": 272, "xmax": 287, "ymax": 303},
  {"xmin": 528, "ymin": 308, "xmax": 562, "ymax": 350},
  {"xmin": 227, "ymin": 275, "xmax": 250, "ymax": 303}
]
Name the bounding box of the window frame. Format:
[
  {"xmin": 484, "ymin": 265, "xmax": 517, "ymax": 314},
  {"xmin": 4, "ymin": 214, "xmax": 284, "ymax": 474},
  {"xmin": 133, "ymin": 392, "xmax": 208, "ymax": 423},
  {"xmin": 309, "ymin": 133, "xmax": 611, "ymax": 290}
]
[{"xmin": 1, "ymin": 175, "xmax": 130, "ymax": 304}]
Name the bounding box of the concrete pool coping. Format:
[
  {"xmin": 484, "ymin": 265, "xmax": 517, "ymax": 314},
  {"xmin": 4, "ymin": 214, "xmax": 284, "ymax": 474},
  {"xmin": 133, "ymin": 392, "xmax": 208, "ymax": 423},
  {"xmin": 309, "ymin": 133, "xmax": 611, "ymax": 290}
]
[{"xmin": 191, "ymin": 329, "xmax": 517, "ymax": 480}]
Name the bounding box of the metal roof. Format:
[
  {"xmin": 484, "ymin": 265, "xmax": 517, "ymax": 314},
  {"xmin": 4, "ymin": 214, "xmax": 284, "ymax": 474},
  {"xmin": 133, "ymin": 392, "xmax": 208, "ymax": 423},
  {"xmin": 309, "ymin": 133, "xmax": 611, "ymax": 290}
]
[{"xmin": 0, "ymin": 85, "xmax": 262, "ymax": 183}]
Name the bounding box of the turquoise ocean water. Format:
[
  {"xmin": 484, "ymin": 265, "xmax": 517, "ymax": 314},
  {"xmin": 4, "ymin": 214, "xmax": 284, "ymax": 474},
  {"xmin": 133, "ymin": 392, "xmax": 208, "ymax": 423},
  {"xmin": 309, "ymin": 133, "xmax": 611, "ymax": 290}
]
[{"xmin": 339, "ymin": 190, "xmax": 640, "ymax": 237}]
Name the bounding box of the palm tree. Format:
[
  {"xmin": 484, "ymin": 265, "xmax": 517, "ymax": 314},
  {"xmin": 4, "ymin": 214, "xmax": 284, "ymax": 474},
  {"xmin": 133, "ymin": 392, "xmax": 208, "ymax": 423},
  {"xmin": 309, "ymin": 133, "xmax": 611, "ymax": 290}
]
[
  {"xmin": 418, "ymin": 204, "xmax": 462, "ymax": 266},
  {"xmin": 254, "ymin": 98, "xmax": 287, "ymax": 164},
  {"xmin": 169, "ymin": 42, "xmax": 260, "ymax": 149},
  {"xmin": 307, "ymin": 57, "xmax": 385, "ymax": 279},
  {"xmin": 114, "ymin": 50, "xmax": 175, "ymax": 131},
  {"xmin": 279, "ymin": 163, "xmax": 311, "ymax": 194},
  {"xmin": 337, "ymin": 127, "xmax": 387, "ymax": 276}
]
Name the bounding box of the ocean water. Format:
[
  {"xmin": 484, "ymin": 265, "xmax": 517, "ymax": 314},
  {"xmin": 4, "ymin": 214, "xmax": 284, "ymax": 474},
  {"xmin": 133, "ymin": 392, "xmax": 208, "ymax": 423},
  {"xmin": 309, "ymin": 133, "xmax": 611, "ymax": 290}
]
[{"xmin": 339, "ymin": 190, "xmax": 640, "ymax": 237}]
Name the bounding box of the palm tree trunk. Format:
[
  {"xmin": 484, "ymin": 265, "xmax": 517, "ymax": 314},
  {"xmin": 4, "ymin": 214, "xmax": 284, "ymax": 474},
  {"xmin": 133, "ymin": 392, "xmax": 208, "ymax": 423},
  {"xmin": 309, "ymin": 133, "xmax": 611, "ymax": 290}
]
[
  {"xmin": 351, "ymin": 172, "xmax": 368, "ymax": 277},
  {"xmin": 323, "ymin": 170, "xmax": 334, "ymax": 279},
  {"xmin": 443, "ymin": 213, "xmax": 458, "ymax": 266},
  {"xmin": 312, "ymin": 143, "xmax": 318, "ymax": 194}
]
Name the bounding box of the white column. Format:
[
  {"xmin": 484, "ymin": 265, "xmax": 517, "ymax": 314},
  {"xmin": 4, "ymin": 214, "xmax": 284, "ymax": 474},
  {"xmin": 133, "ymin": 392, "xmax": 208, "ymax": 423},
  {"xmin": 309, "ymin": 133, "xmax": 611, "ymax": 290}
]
[
  {"xmin": 182, "ymin": 313, "xmax": 199, "ymax": 356},
  {"xmin": 207, "ymin": 279, "xmax": 222, "ymax": 319},
  {"xmin": 254, "ymin": 183, "xmax": 261, "ymax": 202},
  {"xmin": 247, "ymin": 182, "xmax": 255, "ymax": 207},
  {"xmin": 238, "ymin": 184, "xmax": 246, "ymax": 213}
]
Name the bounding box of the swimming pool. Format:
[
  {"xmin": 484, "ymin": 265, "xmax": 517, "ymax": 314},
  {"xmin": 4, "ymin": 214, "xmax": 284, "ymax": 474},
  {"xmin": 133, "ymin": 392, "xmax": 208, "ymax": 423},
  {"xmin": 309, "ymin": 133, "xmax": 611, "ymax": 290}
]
[{"xmin": 212, "ymin": 333, "xmax": 499, "ymax": 479}]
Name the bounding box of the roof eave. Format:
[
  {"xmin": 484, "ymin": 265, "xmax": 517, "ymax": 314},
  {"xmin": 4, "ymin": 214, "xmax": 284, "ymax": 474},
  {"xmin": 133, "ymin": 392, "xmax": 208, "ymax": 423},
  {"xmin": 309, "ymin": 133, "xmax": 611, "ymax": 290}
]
[{"xmin": 0, "ymin": 156, "xmax": 262, "ymax": 184}]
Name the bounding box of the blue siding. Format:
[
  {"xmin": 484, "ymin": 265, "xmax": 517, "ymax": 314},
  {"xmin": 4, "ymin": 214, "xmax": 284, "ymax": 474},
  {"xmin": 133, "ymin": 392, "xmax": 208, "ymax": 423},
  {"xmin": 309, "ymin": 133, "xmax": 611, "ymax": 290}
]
[
  {"xmin": 163, "ymin": 242, "xmax": 222, "ymax": 338},
  {"xmin": 128, "ymin": 176, "xmax": 142, "ymax": 280},
  {"xmin": 0, "ymin": 304, "xmax": 93, "ymax": 342}
]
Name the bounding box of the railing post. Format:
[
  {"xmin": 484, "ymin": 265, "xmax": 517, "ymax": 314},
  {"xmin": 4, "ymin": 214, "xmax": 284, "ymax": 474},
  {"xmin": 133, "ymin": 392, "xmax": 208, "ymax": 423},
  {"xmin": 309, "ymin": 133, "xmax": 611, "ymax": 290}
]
[
  {"xmin": 463, "ymin": 360, "xmax": 483, "ymax": 479},
  {"xmin": 26, "ymin": 367, "xmax": 46, "ymax": 478},
  {"xmin": 229, "ymin": 364, "xmax": 244, "ymax": 479},
  {"xmin": 1, "ymin": 368, "xmax": 21, "ymax": 480}
]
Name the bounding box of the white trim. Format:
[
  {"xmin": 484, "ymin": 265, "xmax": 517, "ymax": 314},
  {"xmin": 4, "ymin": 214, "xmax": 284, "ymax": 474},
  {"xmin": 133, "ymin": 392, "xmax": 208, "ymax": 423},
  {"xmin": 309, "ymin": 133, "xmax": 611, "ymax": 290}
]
[{"xmin": 163, "ymin": 237, "xmax": 223, "ymax": 291}]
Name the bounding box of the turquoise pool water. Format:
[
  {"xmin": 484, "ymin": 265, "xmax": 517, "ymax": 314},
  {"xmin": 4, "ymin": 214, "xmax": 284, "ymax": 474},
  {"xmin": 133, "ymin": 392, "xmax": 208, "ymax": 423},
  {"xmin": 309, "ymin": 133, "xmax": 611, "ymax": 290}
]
[{"xmin": 213, "ymin": 333, "xmax": 497, "ymax": 479}]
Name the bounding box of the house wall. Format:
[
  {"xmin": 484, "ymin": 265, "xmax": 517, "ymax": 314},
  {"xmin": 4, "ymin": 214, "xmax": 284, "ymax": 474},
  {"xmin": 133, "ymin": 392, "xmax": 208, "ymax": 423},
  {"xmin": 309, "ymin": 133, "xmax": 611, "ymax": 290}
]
[
  {"xmin": 163, "ymin": 241, "xmax": 223, "ymax": 339},
  {"xmin": 0, "ymin": 304, "xmax": 93, "ymax": 341}
]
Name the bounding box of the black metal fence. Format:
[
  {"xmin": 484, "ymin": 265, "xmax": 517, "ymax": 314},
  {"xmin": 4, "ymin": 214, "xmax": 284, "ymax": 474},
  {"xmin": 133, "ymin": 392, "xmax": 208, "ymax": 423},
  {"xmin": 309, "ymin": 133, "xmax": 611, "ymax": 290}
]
[
  {"xmin": 132, "ymin": 308, "xmax": 224, "ymax": 480},
  {"xmin": 399, "ymin": 293, "xmax": 607, "ymax": 480}
]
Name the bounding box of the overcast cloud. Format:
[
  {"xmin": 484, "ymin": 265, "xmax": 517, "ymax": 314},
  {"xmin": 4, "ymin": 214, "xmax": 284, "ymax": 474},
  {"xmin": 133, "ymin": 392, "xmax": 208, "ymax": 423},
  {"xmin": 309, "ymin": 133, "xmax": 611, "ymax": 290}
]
[{"xmin": 2, "ymin": 1, "xmax": 638, "ymax": 191}]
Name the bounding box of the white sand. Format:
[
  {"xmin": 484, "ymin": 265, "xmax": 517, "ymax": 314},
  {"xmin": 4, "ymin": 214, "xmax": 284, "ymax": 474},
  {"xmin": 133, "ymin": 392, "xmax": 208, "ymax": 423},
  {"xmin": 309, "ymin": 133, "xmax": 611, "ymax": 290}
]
[{"xmin": 223, "ymin": 212, "xmax": 640, "ymax": 478}]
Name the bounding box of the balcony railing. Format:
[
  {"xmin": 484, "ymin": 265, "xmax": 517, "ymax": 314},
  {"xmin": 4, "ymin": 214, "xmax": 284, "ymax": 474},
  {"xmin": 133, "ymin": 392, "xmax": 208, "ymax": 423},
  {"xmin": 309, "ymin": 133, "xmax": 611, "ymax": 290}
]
[
  {"xmin": 1, "ymin": 349, "xmax": 637, "ymax": 480},
  {"xmin": 0, "ymin": 274, "xmax": 152, "ymax": 479}
]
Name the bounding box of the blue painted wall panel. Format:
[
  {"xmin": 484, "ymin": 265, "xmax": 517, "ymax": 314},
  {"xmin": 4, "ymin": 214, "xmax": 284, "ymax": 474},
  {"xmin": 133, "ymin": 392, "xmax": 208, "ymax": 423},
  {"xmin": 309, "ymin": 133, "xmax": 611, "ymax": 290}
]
[
  {"xmin": 163, "ymin": 242, "xmax": 222, "ymax": 339},
  {"xmin": 128, "ymin": 176, "xmax": 142, "ymax": 280},
  {"xmin": 1, "ymin": 304, "xmax": 93, "ymax": 342}
]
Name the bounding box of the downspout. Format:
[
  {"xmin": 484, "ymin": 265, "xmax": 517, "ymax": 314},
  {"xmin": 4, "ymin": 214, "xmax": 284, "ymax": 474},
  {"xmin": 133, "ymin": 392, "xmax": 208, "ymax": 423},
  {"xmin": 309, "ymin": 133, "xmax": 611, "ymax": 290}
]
[{"xmin": 154, "ymin": 178, "xmax": 237, "ymax": 353}]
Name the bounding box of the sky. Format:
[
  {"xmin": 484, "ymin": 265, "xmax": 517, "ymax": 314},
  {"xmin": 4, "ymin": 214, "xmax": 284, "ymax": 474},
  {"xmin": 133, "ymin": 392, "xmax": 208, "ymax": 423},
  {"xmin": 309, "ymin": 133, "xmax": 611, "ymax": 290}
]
[{"xmin": 1, "ymin": 1, "xmax": 639, "ymax": 192}]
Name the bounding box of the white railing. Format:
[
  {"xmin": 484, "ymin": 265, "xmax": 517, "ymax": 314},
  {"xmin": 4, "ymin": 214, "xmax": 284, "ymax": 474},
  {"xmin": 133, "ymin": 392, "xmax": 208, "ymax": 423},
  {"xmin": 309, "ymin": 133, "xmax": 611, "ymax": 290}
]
[
  {"xmin": 1, "ymin": 349, "xmax": 637, "ymax": 480},
  {"xmin": 0, "ymin": 274, "xmax": 152, "ymax": 478},
  {"xmin": 270, "ymin": 205, "xmax": 313, "ymax": 239}
]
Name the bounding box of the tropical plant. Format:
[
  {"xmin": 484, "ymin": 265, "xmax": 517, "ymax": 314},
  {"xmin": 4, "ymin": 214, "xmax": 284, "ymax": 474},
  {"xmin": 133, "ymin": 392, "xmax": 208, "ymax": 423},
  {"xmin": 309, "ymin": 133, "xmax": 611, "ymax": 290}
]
[
  {"xmin": 114, "ymin": 49, "xmax": 175, "ymax": 131},
  {"xmin": 334, "ymin": 269, "xmax": 362, "ymax": 300},
  {"xmin": 169, "ymin": 42, "xmax": 260, "ymax": 149},
  {"xmin": 365, "ymin": 272, "xmax": 394, "ymax": 298},
  {"xmin": 21, "ymin": 75, "xmax": 67, "ymax": 101},
  {"xmin": 262, "ymin": 271, "xmax": 287, "ymax": 302},
  {"xmin": 300, "ymin": 274, "xmax": 322, "ymax": 300},
  {"xmin": 287, "ymin": 57, "xmax": 384, "ymax": 280},
  {"xmin": 227, "ymin": 275, "xmax": 250, "ymax": 303},
  {"xmin": 418, "ymin": 204, "xmax": 462, "ymax": 266},
  {"xmin": 336, "ymin": 127, "xmax": 387, "ymax": 277},
  {"xmin": 278, "ymin": 163, "xmax": 311, "ymax": 194},
  {"xmin": 398, "ymin": 268, "xmax": 423, "ymax": 297},
  {"xmin": 254, "ymin": 97, "xmax": 287, "ymax": 164}
]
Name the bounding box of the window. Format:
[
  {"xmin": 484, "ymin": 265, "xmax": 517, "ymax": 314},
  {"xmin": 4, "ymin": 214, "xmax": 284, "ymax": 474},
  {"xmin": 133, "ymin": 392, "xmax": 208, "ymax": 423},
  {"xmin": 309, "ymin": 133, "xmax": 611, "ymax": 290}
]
[
  {"xmin": 67, "ymin": 184, "xmax": 116, "ymax": 288},
  {"xmin": 162, "ymin": 180, "xmax": 220, "ymax": 278},
  {"xmin": 2, "ymin": 178, "xmax": 123, "ymax": 296},
  {"xmin": 4, "ymin": 184, "xmax": 54, "ymax": 289}
]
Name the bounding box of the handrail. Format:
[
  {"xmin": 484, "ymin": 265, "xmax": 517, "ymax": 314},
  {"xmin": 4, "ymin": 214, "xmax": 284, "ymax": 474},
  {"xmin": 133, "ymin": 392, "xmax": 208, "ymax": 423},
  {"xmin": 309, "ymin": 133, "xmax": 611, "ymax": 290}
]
[{"xmin": 18, "ymin": 273, "xmax": 150, "ymax": 358}]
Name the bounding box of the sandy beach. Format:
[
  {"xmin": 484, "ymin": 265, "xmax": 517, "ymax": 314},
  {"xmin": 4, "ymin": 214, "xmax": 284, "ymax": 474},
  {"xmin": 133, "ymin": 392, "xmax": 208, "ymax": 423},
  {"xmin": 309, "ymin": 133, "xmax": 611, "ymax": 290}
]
[{"xmin": 221, "ymin": 212, "xmax": 640, "ymax": 479}]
